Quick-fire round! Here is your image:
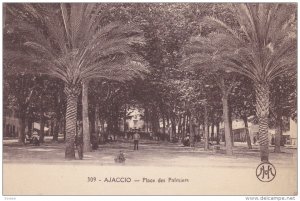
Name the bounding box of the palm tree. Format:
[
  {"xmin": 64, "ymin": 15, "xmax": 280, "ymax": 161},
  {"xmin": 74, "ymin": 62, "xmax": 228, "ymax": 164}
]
[
  {"xmin": 202, "ymin": 3, "xmax": 296, "ymax": 161},
  {"xmin": 4, "ymin": 3, "xmax": 148, "ymax": 159}
]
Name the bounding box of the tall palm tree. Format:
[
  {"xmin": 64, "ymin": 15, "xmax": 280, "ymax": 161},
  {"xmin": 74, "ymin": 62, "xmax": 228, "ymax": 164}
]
[
  {"xmin": 202, "ymin": 3, "xmax": 296, "ymax": 161},
  {"xmin": 4, "ymin": 3, "xmax": 148, "ymax": 159}
]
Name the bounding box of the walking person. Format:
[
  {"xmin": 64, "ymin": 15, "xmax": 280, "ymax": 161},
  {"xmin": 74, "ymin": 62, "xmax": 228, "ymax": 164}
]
[{"xmin": 133, "ymin": 130, "xmax": 140, "ymax": 150}]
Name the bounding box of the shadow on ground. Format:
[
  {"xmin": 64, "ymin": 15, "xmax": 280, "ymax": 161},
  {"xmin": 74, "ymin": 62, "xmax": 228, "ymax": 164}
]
[{"xmin": 3, "ymin": 137, "xmax": 297, "ymax": 168}]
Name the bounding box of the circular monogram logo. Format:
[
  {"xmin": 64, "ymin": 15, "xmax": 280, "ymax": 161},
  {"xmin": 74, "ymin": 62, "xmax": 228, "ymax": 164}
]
[{"xmin": 256, "ymin": 162, "xmax": 276, "ymax": 182}]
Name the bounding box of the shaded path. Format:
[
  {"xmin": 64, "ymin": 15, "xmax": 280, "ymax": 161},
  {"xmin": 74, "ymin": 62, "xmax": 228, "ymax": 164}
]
[{"xmin": 3, "ymin": 137, "xmax": 297, "ymax": 168}]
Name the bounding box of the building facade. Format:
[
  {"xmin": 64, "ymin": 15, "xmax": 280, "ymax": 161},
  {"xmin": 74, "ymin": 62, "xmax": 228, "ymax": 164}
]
[{"xmin": 4, "ymin": 110, "xmax": 21, "ymax": 137}]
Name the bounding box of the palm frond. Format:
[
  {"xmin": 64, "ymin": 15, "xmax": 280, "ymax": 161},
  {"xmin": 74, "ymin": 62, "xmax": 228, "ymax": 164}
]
[
  {"xmin": 198, "ymin": 3, "xmax": 297, "ymax": 83},
  {"xmin": 5, "ymin": 3, "xmax": 148, "ymax": 85},
  {"xmin": 203, "ymin": 16, "xmax": 245, "ymax": 43}
]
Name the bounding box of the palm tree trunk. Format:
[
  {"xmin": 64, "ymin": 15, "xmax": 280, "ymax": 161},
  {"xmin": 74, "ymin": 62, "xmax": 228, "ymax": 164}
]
[
  {"xmin": 65, "ymin": 85, "xmax": 80, "ymax": 160},
  {"xmin": 222, "ymin": 94, "xmax": 233, "ymax": 155},
  {"xmin": 243, "ymin": 115, "xmax": 252, "ymax": 149},
  {"xmin": 82, "ymin": 81, "xmax": 91, "ymax": 152},
  {"xmin": 220, "ymin": 76, "xmax": 233, "ymax": 155},
  {"xmin": 255, "ymin": 82, "xmax": 270, "ymax": 162}
]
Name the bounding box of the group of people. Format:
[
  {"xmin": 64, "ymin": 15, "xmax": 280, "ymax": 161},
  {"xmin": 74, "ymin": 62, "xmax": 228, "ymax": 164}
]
[{"xmin": 102, "ymin": 129, "xmax": 141, "ymax": 150}]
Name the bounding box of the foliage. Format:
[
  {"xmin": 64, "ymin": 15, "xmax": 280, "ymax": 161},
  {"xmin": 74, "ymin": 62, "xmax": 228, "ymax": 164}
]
[{"xmin": 4, "ymin": 3, "xmax": 148, "ymax": 85}]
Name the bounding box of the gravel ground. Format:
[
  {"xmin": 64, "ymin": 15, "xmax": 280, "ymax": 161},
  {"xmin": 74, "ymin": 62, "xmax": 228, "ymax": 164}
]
[
  {"xmin": 3, "ymin": 137, "xmax": 297, "ymax": 168},
  {"xmin": 3, "ymin": 137, "xmax": 297, "ymax": 195}
]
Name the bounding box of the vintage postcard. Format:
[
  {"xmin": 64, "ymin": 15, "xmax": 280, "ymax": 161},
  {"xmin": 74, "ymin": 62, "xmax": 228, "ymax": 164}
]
[{"xmin": 2, "ymin": 2, "xmax": 298, "ymax": 197}]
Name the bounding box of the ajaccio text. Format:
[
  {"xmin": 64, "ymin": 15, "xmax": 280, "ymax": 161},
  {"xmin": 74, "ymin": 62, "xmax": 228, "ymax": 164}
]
[{"xmin": 104, "ymin": 177, "xmax": 132, "ymax": 183}]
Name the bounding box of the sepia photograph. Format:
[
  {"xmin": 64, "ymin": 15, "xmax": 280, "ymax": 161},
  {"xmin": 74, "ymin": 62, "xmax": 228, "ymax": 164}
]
[{"xmin": 2, "ymin": 2, "xmax": 298, "ymax": 197}]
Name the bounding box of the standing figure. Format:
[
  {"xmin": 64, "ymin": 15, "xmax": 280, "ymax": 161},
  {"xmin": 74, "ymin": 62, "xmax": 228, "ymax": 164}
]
[{"xmin": 133, "ymin": 130, "xmax": 140, "ymax": 150}]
